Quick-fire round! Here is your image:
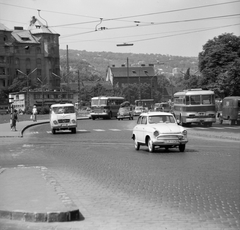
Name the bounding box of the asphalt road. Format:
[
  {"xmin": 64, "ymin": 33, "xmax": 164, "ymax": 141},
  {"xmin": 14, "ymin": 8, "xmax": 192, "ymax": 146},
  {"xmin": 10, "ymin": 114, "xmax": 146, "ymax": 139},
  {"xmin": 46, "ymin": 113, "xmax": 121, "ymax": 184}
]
[{"xmin": 0, "ymin": 119, "xmax": 239, "ymax": 230}]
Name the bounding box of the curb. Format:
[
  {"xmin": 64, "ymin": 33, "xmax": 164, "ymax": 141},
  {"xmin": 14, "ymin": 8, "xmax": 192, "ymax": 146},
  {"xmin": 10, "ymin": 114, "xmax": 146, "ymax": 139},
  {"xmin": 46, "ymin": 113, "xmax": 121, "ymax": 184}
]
[{"xmin": 0, "ymin": 166, "xmax": 85, "ymax": 223}]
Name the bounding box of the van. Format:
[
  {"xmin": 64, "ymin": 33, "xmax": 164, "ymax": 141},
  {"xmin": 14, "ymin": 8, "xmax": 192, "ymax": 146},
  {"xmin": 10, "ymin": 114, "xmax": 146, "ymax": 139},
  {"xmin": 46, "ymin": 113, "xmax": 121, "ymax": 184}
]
[
  {"xmin": 218, "ymin": 96, "xmax": 240, "ymax": 125},
  {"xmin": 50, "ymin": 103, "xmax": 77, "ymax": 134}
]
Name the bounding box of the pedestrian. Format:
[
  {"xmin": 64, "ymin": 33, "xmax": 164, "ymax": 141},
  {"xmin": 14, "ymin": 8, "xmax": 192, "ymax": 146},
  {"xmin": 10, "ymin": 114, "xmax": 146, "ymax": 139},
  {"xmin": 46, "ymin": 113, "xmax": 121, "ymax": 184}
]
[
  {"xmin": 11, "ymin": 109, "xmax": 18, "ymax": 131},
  {"xmin": 32, "ymin": 105, "xmax": 37, "ymax": 122}
]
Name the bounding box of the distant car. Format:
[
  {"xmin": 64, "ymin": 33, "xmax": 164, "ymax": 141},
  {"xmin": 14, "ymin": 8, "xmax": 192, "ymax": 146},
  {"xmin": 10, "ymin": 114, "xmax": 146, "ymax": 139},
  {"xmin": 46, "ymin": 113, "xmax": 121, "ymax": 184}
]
[
  {"xmin": 117, "ymin": 101, "xmax": 134, "ymax": 120},
  {"xmin": 154, "ymin": 102, "xmax": 171, "ymax": 112},
  {"xmin": 133, "ymin": 106, "xmax": 143, "ymax": 116},
  {"xmin": 132, "ymin": 111, "xmax": 188, "ymax": 152}
]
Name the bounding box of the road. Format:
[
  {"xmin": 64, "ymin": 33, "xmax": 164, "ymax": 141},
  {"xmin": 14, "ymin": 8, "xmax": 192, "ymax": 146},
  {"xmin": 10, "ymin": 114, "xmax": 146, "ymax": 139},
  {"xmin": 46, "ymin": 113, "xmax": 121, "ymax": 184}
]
[{"xmin": 0, "ymin": 118, "xmax": 239, "ymax": 230}]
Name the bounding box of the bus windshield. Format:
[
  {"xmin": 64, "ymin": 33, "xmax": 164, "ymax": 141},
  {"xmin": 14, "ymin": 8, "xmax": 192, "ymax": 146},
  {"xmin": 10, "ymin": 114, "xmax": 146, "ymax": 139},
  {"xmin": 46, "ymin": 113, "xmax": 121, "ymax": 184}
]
[
  {"xmin": 185, "ymin": 94, "xmax": 214, "ymax": 105},
  {"xmin": 91, "ymin": 99, "xmax": 108, "ymax": 106}
]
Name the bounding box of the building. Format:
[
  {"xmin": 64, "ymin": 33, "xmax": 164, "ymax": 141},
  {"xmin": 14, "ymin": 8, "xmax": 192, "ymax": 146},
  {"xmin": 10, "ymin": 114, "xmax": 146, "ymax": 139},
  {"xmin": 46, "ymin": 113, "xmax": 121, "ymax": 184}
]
[
  {"xmin": 0, "ymin": 17, "xmax": 61, "ymax": 109},
  {"xmin": 106, "ymin": 64, "xmax": 158, "ymax": 101}
]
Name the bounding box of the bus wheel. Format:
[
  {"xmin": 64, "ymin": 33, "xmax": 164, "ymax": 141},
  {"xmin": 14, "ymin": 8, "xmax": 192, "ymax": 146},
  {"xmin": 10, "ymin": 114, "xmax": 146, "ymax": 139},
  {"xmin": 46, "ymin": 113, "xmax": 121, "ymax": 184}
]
[
  {"xmin": 231, "ymin": 120, "xmax": 236, "ymax": 125},
  {"xmin": 92, "ymin": 116, "xmax": 96, "ymax": 120}
]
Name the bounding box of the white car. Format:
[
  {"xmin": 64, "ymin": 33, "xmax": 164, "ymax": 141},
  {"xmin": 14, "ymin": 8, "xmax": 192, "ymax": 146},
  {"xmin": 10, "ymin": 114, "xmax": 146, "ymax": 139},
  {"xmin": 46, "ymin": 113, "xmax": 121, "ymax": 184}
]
[{"xmin": 132, "ymin": 112, "xmax": 188, "ymax": 152}]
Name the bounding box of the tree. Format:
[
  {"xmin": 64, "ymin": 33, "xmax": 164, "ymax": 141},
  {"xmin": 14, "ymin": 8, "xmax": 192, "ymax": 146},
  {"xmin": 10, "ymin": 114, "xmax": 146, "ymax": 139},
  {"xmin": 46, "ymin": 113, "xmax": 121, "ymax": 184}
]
[{"xmin": 198, "ymin": 33, "xmax": 240, "ymax": 97}]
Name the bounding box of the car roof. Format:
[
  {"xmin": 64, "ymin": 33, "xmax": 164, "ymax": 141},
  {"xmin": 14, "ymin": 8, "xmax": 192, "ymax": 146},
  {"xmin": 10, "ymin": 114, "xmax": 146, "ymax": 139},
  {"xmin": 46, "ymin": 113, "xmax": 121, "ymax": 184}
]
[
  {"xmin": 140, "ymin": 111, "xmax": 173, "ymax": 116},
  {"xmin": 51, "ymin": 103, "xmax": 74, "ymax": 107}
]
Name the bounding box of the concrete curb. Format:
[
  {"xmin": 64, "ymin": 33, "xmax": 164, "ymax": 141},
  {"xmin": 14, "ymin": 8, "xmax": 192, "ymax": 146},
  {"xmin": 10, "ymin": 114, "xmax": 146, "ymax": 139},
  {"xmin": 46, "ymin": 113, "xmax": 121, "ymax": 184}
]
[
  {"xmin": 20, "ymin": 117, "xmax": 89, "ymax": 137},
  {"xmin": 0, "ymin": 166, "xmax": 85, "ymax": 223}
]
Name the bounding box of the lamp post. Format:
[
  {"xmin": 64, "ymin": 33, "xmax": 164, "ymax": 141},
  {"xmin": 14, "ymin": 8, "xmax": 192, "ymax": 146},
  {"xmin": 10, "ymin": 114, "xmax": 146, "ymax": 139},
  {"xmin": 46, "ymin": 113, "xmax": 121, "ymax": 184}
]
[
  {"xmin": 52, "ymin": 72, "xmax": 71, "ymax": 103},
  {"xmin": 144, "ymin": 70, "xmax": 156, "ymax": 100},
  {"xmin": 37, "ymin": 77, "xmax": 47, "ymax": 108},
  {"xmin": 17, "ymin": 68, "xmax": 37, "ymax": 110},
  {"xmin": 132, "ymin": 70, "xmax": 141, "ymax": 100},
  {"xmin": 116, "ymin": 43, "xmax": 133, "ymax": 102}
]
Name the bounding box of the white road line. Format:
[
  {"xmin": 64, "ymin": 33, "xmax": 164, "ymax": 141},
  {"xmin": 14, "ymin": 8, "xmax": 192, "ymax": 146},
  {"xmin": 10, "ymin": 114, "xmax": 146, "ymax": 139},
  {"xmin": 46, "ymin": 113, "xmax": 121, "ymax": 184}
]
[
  {"xmin": 78, "ymin": 129, "xmax": 88, "ymax": 132},
  {"xmin": 93, "ymin": 129, "xmax": 105, "ymax": 131},
  {"xmin": 109, "ymin": 129, "xmax": 121, "ymax": 131},
  {"xmin": 211, "ymin": 127, "xmax": 225, "ymax": 129},
  {"xmin": 225, "ymin": 127, "xmax": 240, "ymax": 129}
]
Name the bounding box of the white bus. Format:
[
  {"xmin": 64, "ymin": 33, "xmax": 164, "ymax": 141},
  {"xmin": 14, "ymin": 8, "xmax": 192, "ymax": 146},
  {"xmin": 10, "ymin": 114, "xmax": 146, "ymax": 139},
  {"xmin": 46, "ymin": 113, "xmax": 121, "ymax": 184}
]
[
  {"xmin": 90, "ymin": 96, "xmax": 125, "ymax": 120},
  {"xmin": 173, "ymin": 89, "xmax": 216, "ymax": 127}
]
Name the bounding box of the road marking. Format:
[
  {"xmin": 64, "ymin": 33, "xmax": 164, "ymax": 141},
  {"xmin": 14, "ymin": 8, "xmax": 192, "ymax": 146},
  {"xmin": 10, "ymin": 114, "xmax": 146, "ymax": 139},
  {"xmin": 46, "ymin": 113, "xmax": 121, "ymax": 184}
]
[
  {"xmin": 211, "ymin": 127, "xmax": 225, "ymax": 129},
  {"xmin": 93, "ymin": 129, "xmax": 105, "ymax": 131},
  {"xmin": 77, "ymin": 129, "xmax": 88, "ymax": 132},
  {"xmin": 109, "ymin": 129, "xmax": 121, "ymax": 131},
  {"xmin": 224, "ymin": 126, "xmax": 240, "ymax": 129}
]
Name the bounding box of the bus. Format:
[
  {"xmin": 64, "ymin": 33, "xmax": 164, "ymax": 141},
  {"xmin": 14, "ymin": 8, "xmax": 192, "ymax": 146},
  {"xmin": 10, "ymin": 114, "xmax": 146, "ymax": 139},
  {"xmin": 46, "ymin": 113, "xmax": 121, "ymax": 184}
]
[
  {"xmin": 135, "ymin": 99, "xmax": 154, "ymax": 110},
  {"xmin": 173, "ymin": 89, "xmax": 216, "ymax": 127},
  {"xmin": 90, "ymin": 96, "xmax": 125, "ymax": 120}
]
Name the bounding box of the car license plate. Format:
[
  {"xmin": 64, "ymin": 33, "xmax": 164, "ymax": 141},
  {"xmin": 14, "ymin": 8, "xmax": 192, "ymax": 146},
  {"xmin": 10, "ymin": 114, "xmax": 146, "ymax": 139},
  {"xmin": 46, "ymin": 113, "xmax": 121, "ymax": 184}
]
[
  {"xmin": 61, "ymin": 123, "xmax": 68, "ymax": 126},
  {"xmin": 165, "ymin": 140, "xmax": 179, "ymax": 143}
]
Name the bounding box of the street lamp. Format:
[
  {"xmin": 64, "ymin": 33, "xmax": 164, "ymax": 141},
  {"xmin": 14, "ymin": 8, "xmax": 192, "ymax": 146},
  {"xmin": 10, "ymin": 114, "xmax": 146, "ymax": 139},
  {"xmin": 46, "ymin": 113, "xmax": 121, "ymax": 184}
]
[
  {"xmin": 37, "ymin": 77, "xmax": 47, "ymax": 108},
  {"xmin": 144, "ymin": 70, "xmax": 156, "ymax": 100},
  {"xmin": 52, "ymin": 72, "xmax": 72, "ymax": 103},
  {"xmin": 116, "ymin": 43, "xmax": 134, "ymax": 102},
  {"xmin": 132, "ymin": 70, "xmax": 141, "ymax": 100},
  {"xmin": 17, "ymin": 68, "xmax": 37, "ymax": 109}
]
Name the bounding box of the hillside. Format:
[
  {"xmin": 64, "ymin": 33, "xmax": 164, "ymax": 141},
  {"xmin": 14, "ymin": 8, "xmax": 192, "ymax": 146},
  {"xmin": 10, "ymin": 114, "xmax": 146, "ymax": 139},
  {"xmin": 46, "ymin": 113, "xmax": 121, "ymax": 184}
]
[{"xmin": 59, "ymin": 49, "xmax": 199, "ymax": 81}]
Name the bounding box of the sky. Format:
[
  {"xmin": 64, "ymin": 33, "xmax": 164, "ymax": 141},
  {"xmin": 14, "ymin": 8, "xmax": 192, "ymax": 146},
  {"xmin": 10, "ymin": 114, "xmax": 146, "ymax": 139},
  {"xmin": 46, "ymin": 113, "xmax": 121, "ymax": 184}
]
[{"xmin": 0, "ymin": 0, "xmax": 240, "ymax": 57}]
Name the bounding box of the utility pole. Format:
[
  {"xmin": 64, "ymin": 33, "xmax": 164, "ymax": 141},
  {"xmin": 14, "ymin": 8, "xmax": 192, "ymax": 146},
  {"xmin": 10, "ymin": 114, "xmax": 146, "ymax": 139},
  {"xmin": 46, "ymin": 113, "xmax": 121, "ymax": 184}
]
[
  {"xmin": 77, "ymin": 70, "xmax": 81, "ymax": 110},
  {"xmin": 66, "ymin": 45, "xmax": 69, "ymax": 102}
]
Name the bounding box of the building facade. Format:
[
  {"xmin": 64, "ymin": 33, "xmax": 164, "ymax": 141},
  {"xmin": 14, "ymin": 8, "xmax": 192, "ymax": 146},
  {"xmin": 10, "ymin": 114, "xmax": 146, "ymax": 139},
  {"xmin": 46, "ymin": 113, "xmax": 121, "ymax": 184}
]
[{"xmin": 0, "ymin": 17, "xmax": 61, "ymax": 92}]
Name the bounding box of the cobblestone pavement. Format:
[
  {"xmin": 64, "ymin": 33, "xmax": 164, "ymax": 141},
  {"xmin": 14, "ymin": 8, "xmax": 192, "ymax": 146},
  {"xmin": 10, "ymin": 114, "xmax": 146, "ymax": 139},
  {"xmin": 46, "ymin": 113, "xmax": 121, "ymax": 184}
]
[{"xmin": 0, "ymin": 121, "xmax": 239, "ymax": 230}]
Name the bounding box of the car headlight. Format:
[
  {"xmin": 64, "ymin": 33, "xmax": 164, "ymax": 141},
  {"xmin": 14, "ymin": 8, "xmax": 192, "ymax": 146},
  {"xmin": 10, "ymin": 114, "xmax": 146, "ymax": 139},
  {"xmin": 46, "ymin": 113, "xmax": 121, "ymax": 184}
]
[
  {"xmin": 72, "ymin": 119, "xmax": 76, "ymax": 124},
  {"xmin": 153, "ymin": 130, "xmax": 159, "ymax": 137},
  {"xmin": 182, "ymin": 130, "xmax": 187, "ymax": 135},
  {"xmin": 53, "ymin": 120, "xmax": 58, "ymax": 125}
]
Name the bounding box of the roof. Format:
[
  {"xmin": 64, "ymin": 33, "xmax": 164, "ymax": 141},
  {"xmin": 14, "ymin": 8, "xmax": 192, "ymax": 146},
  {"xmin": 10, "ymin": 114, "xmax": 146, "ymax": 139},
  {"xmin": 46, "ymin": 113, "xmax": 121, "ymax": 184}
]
[
  {"xmin": 51, "ymin": 103, "xmax": 74, "ymax": 107},
  {"xmin": 0, "ymin": 23, "xmax": 11, "ymax": 31},
  {"xmin": 11, "ymin": 30, "xmax": 39, "ymax": 44},
  {"xmin": 140, "ymin": 111, "xmax": 173, "ymax": 116},
  {"xmin": 110, "ymin": 66, "xmax": 155, "ymax": 78},
  {"xmin": 91, "ymin": 96, "xmax": 124, "ymax": 100},
  {"xmin": 174, "ymin": 89, "xmax": 214, "ymax": 96}
]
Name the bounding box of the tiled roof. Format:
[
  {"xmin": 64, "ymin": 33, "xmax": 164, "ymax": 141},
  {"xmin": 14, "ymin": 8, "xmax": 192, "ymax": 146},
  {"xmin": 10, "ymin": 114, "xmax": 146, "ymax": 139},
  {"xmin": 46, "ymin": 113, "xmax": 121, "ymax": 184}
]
[{"xmin": 111, "ymin": 66, "xmax": 155, "ymax": 77}]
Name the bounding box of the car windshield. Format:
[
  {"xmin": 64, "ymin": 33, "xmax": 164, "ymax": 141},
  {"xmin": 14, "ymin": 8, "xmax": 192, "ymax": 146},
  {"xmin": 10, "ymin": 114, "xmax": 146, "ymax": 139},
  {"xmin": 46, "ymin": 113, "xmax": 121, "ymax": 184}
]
[
  {"xmin": 52, "ymin": 106, "xmax": 75, "ymax": 114},
  {"xmin": 148, "ymin": 115, "xmax": 175, "ymax": 124}
]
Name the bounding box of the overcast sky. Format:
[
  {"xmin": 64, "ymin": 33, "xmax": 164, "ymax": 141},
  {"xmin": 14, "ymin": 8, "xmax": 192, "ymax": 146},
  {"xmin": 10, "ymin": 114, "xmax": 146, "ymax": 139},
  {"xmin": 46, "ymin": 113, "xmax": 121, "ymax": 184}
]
[{"xmin": 0, "ymin": 0, "xmax": 239, "ymax": 57}]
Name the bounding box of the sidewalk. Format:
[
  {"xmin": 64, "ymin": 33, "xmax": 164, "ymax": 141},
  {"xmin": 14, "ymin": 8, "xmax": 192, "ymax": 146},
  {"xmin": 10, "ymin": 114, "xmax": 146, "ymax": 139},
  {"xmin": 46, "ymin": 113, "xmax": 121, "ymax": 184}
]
[{"xmin": 0, "ymin": 116, "xmax": 88, "ymax": 223}]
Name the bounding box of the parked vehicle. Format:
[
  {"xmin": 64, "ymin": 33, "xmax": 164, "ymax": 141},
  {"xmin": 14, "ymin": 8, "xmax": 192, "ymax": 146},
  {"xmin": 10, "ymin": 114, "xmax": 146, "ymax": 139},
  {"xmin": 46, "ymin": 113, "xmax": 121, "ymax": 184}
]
[
  {"xmin": 217, "ymin": 96, "xmax": 240, "ymax": 125},
  {"xmin": 50, "ymin": 103, "xmax": 77, "ymax": 134},
  {"xmin": 117, "ymin": 101, "xmax": 134, "ymax": 120},
  {"xmin": 132, "ymin": 111, "xmax": 188, "ymax": 152}
]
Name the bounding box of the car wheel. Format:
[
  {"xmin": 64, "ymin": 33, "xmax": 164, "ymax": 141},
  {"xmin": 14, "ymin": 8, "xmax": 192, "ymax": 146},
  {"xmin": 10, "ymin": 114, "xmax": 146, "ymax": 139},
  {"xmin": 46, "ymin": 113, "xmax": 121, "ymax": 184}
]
[
  {"xmin": 71, "ymin": 128, "xmax": 76, "ymax": 134},
  {"xmin": 52, "ymin": 129, "xmax": 56, "ymax": 134},
  {"xmin": 179, "ymin": 144, "xmax": 185, "ymax": 152},
  {"xmin": 148, "ymin": 138, "xmax": 155, "ymax": 152},
  {"xmin": 134, "ymin": 138, "xmax": 140, "ymax": 150}
]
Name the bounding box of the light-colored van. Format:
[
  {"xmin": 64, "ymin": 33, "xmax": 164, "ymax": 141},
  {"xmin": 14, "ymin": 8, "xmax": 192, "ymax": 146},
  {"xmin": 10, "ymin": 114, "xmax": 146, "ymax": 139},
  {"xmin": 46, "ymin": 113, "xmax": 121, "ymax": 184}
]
[{"xmin": 50, "ymin": 103, "xmax": 77, "ymax": 134}]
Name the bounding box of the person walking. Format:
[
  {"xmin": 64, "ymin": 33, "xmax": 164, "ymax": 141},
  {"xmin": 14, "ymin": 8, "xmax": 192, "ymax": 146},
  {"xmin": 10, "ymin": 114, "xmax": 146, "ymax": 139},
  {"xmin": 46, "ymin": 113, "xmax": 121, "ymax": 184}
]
[
  {"xmin": 11, "ymin": 109, "xmax": 18, "ymax": 131},
  {"xmin": 32, "ymin": 105, "xmax": 37, "ymax": 122}
]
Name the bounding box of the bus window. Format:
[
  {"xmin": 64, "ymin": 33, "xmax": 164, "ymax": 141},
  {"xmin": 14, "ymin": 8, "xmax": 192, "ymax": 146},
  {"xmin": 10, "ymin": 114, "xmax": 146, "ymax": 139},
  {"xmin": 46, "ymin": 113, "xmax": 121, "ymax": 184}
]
[
  {"xmin": 186, "ymin": 96, "xmax": 190, "ymax": 105},
  {"xmin": 190, "ymin": 95, "xmax": 200, "ymax": 105},
  {"xmin": 202, "ymin": 95, "xmax": 211, "ymax": 104},
  {"xmin": 238, "ymin": 100, "xmax": 240, "ymax": 108}
]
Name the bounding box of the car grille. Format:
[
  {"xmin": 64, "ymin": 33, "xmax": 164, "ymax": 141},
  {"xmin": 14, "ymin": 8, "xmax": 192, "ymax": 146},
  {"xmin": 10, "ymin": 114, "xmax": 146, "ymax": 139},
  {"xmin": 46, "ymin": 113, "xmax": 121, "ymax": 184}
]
[
  {"xmin": 159, "ymin": 135, "xmax": 179, "ymax": 139},
  {"xmin": 58, "ymin": 119, "xmax": 70, "ymax": 123}
]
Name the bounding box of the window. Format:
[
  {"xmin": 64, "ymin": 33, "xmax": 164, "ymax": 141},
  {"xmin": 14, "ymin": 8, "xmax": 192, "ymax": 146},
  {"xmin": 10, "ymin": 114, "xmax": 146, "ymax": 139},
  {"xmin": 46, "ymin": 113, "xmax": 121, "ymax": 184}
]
[
  {"xmin": 0, "ymin": 67, "xmax": 6, "ymax": 75},
  {"xmin": 15, "ymin": 47, "xmax": 20, "ymax": 54},
  {"xmin": 190, "ymin": 95, "xmax": 200, "ymax": 105},
  {"xmin": 36, "ymin": 47, "xmax": 41, "ymax": 54},
  {"xmin": 15, "ymin": 58, "xmax": 20, "ymax": 68},
  {"xmin": 141, "ymin": 116, "xmax": 147, "ymax": 124},
  {"xmin": 26, "ymin": 58, "xmax": 31, "ymax": 69},
  {"xmin": 37, "ymin": 69, "xmax": 41, "ymax": 77},
  {"xmin": 0, "ymin": 56, "xmax": 4, "ymax": 63}
]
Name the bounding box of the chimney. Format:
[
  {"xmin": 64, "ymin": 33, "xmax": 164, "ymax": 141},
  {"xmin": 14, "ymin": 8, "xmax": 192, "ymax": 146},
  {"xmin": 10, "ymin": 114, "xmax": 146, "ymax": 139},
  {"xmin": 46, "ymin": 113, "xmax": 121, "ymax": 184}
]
[{"xmin": 14, "ymin": 27, "xmax": 24, "ymax": 30}]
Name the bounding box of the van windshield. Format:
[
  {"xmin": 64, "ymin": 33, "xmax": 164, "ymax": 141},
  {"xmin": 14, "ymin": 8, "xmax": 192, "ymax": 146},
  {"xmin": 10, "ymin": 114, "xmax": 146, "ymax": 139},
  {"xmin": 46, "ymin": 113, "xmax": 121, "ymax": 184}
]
[{"xmin": 52, "ymin": 106, "xmax": 75, "ymax": 114}]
